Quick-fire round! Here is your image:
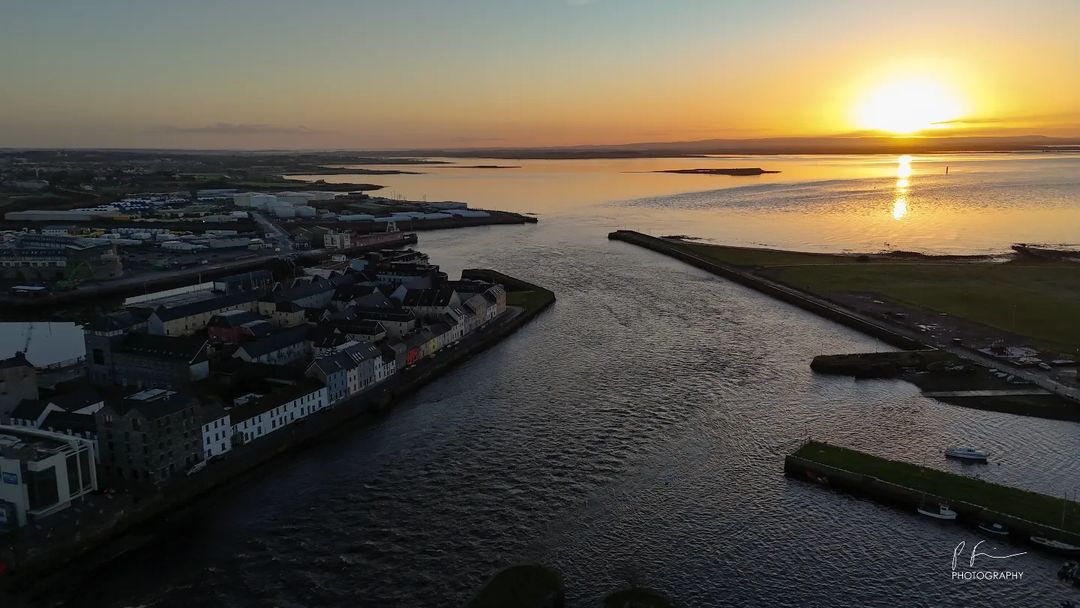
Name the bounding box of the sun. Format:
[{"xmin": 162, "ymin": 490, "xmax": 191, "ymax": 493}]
[{"xmin": 855, "ymin": 76, "xmax": 965, "ymax": 134}]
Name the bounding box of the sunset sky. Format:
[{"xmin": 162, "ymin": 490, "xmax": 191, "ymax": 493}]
[{"xmin": 2, "ymin": 0, "xmax": 1079, "ymax": 149}]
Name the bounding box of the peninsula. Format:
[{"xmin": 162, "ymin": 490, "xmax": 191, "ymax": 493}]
[{"xmin": 607, "ymin": 231, "xmax": 1080, "ymax": 419}]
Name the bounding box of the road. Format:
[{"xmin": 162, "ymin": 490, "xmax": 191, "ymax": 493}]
[{"xmin": 250, "ymin": 211, "xmax": 293, "ymax": 253}]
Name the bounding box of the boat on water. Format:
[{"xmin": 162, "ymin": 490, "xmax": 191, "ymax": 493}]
[
  {"xmin": 978, "ymin": 522, "xmax": 1010, "ymax": 536},
  {"xmin": 944, "ymin": 446, "xmax": 989, "ymax": 462},
  {"xmin": 917, "ymin": 503, "xmax": 958, "ymax": 520},
  {"xmin": 1031, "ymin": 536, "xmax": 1080, "ymax": 554}
]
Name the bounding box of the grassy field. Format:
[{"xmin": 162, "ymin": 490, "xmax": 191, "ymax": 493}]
[
  {"xmin": 675, "ymin": 240, "xmax": 1080, "ymax": 351},
  {"xmin": 794, "ymin": 441, "xmax": 1080, "ymax": 532},
  {"xmin": 680, "ymin": 241, "xmax": 859, "ymax": 268},
  {"xmin": 506, "ymin": 289, "xmax": 554, "ymax": 312}
]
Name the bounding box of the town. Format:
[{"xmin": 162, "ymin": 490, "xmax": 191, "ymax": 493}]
[
  {"xmin": 0, "ymin": 243, "xmax": 519, "ymax": 534},
  {"xmin": 0, "ymin": 150, "xmax": 534, "ymax": 302}
]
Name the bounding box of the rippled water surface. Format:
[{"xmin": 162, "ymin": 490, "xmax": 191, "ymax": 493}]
[{"xmin": 75, "ymin": 155, "xmax": 1080, "ymax": 607}]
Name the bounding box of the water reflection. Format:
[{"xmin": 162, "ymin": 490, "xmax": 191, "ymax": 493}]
[
  {"xmin": 892, "ymin": 155, "xmax": 912, "ymax": 221},
  {"xmin": 891, "ymin": 196, "xmax": 908, "ymax": 220}
]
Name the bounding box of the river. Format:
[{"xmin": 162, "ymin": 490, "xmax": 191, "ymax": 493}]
[{"xmin": 55, "ymin": 154, "xmax": 1080, "ymax": 606}]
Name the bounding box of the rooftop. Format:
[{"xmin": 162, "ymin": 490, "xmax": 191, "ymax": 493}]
[{"xmin": 116, "ymin": 333, "xmax": 209, "ymax": 363}]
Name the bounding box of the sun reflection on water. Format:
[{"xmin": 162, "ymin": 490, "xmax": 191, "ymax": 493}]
[{"xmin": 892, "ymin": 155, "xmax": 912, "ymax": 220}]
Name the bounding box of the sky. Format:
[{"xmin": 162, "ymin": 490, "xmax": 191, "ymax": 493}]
[{"xmin": 1, "ymin": 0, "xmax": 1079, "ymax": 149}]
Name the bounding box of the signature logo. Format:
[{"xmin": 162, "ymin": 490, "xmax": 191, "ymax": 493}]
[{"xmin": 951, "ymin": 541, "xmax": 1026, "ymax": 581}]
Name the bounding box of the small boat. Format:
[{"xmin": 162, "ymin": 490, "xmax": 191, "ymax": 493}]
[
  {"xmin": 945, "ymin": 446, "xmax": 989, "ymax": 462},
  {"xmin": 978, "ymin": 522, "xmax": 1010, "ymax": 536},
  {"xmin": 1032, "ymin": 537, "xmax": 1080, "ymax": 554},
  {"xmin": 917, "ymin": 503, "xmax": 958, "ymax": 520}
]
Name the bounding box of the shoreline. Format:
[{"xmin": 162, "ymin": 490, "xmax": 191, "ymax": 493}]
[
  {"xmin": 607, "ymin": 230, "xmax": 1080, "ymax": 415},
  {"xmin": 0, "ymin": 210, "xmax": 538, "ymax": 314},
  {"xmin": 0, "ymin": 271, "xmax": 556, "ymax": 607}
]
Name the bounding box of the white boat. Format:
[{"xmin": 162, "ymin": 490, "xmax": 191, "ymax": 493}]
[
  {"xmin": 1031, "ymin": 536, "xmax": 1080, "ymax": 554},
  {"xmin": 918, "ymin": 503, "xmax": 958, "ymax": 520},
  {"xmin": 945, "ymin": 446, "xmax": 989, "ymax": 462},
  {"xmin": 978, "ymin": 522, "xmax": 1010, "ymax": 536}
]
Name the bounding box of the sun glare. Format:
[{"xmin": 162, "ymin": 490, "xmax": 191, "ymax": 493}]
[{"xmin": 856, "ymin": 77, "xmax": 964, "ymax": 134}]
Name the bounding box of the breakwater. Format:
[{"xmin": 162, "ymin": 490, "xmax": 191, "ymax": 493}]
[
  {"xmin": 607, "ymin": 230, "xmax": 926, "ymax": 350},
  {"xmin": 0, "ymin": 272, "xmax": 555, "ymax": 605},
  {"xmin": 785, "ymin": 441, "xmax": 1080, "ymax": 549}
]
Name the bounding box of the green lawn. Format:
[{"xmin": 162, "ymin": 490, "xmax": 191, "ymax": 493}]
[
  {"xmin": 673, "ymin": 240, "xmax": 1080, "ymax": 351},
  {"xmin": 794, "ymin": 441, "xmax": 1080, "ymax": 532},
  {"xmin": 506, "ymin": 289, "xmax": 554, "ymax": 312},
  {"xmin": 765, "ymin": 262, "xmax": 1080, "ymax": 350},
  {"xmin": 680, "ymin": 241, "xmax": 857, "ymax": 268}
]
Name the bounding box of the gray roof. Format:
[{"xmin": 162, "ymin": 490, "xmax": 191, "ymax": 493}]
[
  {"xmin": 208, "ymin": 310, "xmax": 265, "ymax": 328},
  {"xmin": 85, "ymin": 310, "xmax": 148, "ymax": 332},
  {"xmin": 400, "ymin": 286, "xmax": 458, "ymax": 308},
  {"xmin": 40, "ymin": 411, "xmax": 96, "ymax": 434},
  {"xmin": 102, "ymin": 390, "xmax": 198, "ymax": 421},
  {"xmin": 153, "ymin": 290, "xmax": 261, "ymax": 322},
  {"xmin": 117, "ymin": 333, "xmax": 209, "ymax": 363},
  {"xmin": 236, "ymin": 325, "xmax": 310, "ymax": 358},
  {"xmin": 271, "ymin": 277, "xmax": 334, "ymax": 304},
  {"xmin": 49, "ymin": 386, "xmax": 103, "ymax": 411},
  {"xmin": 9, "ymin": 399, "xmax": 48, "ymax": 421}
]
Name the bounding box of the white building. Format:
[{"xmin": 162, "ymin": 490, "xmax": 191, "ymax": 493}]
[
  {"xmin": 323, "ymin": 230, "xmax": 352, "ymax": 249},
  {"xmin": 200, "ymin": 410, "xmax": 232, "ymax": 460},
  {"xmin": 0, "ymin": 426, "xmax": 97, "ymax": 527},
  {"xmin": 229, "ymin": 383, "xmax": 328, "ymax": 445}
]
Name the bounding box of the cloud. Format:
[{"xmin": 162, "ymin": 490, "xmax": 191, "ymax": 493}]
[
  {"xmin": 932, "ymin": 112, "xmax": 1080, "ymax": 128},
  {"xmin": 565, "ymin": 0, "xmax": 602, "ymax": 5},
  {"xmin": 151, "ymin": 123, "xmax": 318, "ymax": 135}
]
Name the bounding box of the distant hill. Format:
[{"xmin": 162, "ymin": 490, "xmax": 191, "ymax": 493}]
[{"xmin": 363, "ymin": 135, "xmax": 1080, "ymax": 159}]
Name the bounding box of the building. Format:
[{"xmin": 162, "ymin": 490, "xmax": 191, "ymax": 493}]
[
  {"xmin": 349, "ymin": 306, "xmax": 417, "ymax": 339},
  {"xmin": 306, "ymin": 354, "xmax": 351, "ymax": 404},
  {"xmin": 0, "ymin": 236, "xmax": 121, "ymax": 282},
  {"xmin": 394, "ymin": 286, "xmax": 462, "ymax": 321},
  {"xmin": 338, "ymin": 341, "xmax": 382, "ymax": 395},
  {"xmin": 228, "ymin": 382, "xmax": 328, "ymax": 445},
  {"xmin": 199, "ymin": 405, "xmax": 232, "ymax": 460},
  {"xmin": 0, "ymin": 352, "xmax": 38, "ymax": 419},
  {"xmin": 323, "ymin": 230, "xmax": 353, "ymax": 249},
  {"xmin": 259, "ymin": 277, "xmax": 336, "ymax": 313},
  {"xmin": 233, "ymin": 326, "xmax": 311, "ymax": 365},
  {"xmin": 374, "ymin": 263, "xmax": 445, "ymax": 289},
  {"xmin": 212, "ymin": 270, "xmax": 273, "ymax": 295},
  {"xmin": 147, "ymin": 290, "xmax": 262, "ymax": 336},
  {"xmin": 206, "ymin": 310, "xmax": 271, "ymax": 344},
  {"xmin": 328, "ymin": 320, "xmax": 387, "ymax": 343},
  {"xmin": 84, "ymin": 311, "xmax": 150, "ymax": 385},
  {"xmin": 7, "ymin": 386, "xmax": 103, "ymax": 429},
  {"xmin": 108, "ymin": 333, "xmax": 211, "ymax": 389},
  {"xmin": 95, "ymin": 389, "xmax": 204, "ymax": 483},
  {"xmin": 0, "ymin": 425, "xmax": 97, "ymax": 527}
]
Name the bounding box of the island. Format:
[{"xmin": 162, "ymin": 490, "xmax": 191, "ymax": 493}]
[{"xmin": 652, "ymin": 167, "xmax": 779, "ymax": 176}]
